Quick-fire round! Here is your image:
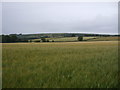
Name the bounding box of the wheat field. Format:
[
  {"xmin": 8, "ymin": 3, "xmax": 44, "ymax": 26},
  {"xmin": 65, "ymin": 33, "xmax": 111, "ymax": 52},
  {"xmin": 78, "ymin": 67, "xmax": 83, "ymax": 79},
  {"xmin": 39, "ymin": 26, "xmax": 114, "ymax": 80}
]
[{"xmin": 2, "ymin": 41, "xmax": 118, "ymax": 88}]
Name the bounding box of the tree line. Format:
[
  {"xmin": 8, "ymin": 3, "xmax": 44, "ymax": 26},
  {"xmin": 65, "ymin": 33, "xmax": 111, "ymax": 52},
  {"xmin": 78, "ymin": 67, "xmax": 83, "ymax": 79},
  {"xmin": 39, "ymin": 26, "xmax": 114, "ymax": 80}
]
[
  {"xmin": 1, "ymin": 34, "xmax": 84, "ymax": 43},
  {"xmin": 1, "ymin": 34, "xmax": 28, "ymax": 43}
]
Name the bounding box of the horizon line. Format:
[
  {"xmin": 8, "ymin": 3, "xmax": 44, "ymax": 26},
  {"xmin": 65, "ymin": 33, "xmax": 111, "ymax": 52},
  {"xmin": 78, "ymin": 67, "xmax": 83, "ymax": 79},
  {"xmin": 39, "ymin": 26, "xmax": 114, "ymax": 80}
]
[{"xmin": 1, "ymin": 32, "xmax": 119, "ymax": 35}]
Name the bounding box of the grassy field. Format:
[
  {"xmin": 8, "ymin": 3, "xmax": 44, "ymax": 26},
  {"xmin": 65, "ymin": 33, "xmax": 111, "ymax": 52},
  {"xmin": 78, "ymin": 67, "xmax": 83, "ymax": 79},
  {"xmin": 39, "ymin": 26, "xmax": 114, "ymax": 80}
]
[
  {"xmin": 46, "ymin": 37, "xmax": 97, "ymax": 42},
  {"xmin": 88, "ymin": 37, "xmax": 119, "ymax": 41},
  {"xmin": 31, "ymin": 37, "xmax": 97, "ymax": 42},
  {"xmin": 2, "ymin": 41, "xmax": 118, "ymax": 88},
  {"xmin": 31, "ymin": 36, "xmax": 118, "ymax": 42}
]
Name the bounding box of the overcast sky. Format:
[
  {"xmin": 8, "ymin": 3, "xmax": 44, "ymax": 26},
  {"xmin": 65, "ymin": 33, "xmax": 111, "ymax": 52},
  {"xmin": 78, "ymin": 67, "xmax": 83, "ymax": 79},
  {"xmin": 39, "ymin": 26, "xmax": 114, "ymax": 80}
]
[{"xmin": 2, "ymin": 2, "xmax": 118, "ymax": 34}]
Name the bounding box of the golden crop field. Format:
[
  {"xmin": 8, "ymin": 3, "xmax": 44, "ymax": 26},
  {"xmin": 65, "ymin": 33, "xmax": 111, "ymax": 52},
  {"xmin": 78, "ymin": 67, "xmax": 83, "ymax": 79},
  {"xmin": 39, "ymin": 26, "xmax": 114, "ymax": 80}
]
[{"xmin": 2, "ymin": 41, "xmax": 118, "ymax": 88}]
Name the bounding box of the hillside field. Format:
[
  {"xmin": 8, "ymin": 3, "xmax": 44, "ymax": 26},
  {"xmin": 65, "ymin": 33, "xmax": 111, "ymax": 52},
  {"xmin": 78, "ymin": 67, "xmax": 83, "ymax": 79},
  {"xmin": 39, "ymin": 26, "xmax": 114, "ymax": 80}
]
[
  {"xmin": 30, "ymin": 37, "xmax": 96, "ymax": 42},
  {"xmin": 30, "ymin": 36, "xmax": 118, "ymax": 42},
  {"xmin": 2, "ymin": 41, "xmax": 118, "ymax": 88}
]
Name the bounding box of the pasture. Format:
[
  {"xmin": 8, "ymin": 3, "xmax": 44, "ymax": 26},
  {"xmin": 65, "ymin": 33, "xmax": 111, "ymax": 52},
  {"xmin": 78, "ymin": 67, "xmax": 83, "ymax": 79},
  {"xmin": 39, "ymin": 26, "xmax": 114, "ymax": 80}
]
[
  {"xmin": 2, "ymin": 41, "xmax": 118, "ymax": 88},
  {"xmin": 30, "ymin": 36, "xmax": 118, "ymax": 42}
]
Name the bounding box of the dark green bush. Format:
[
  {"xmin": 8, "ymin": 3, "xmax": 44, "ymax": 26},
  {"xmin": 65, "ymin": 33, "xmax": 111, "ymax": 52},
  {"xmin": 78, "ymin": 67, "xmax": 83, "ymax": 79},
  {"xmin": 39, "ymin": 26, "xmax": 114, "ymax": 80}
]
[
  {"xmin": 78, "ymin": 36, "xmax": 83, "ymax": 41},
  {"xmin": 41, "ymin": 38, "xmax": 46, "ymax": 42},
  {"xmin": 47, "ymin": 40, "xmax": 49, "ymax": 42}
]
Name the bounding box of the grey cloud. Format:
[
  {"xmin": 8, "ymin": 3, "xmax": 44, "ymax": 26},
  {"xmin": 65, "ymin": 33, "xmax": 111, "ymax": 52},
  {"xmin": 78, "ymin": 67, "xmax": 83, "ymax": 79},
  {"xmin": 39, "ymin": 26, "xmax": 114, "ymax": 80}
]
[{"xmin": 2, "ymin": 2, "xmax": 118, "ymax": 34}]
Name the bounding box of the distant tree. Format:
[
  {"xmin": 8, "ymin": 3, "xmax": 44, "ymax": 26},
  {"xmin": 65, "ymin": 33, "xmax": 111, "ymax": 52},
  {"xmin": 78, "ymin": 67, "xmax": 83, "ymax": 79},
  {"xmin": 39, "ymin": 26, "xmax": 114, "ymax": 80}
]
[
  {"xmin": 72, "ymin": 34, "xmax": 75, "ymax": 37},
  {"xmin": 52, "ymin": 40, "xmax": 54, "ymax": 42},
  {"xmin": 41, "ymin": 37, "xmax": 46, "ymax": 42},
  {"xmin": 34, "ymin": 40, "xmax": 40, "ymax": 42},
  {"xmin": 2, "ymin": 35, "xmax": 11, "ymax": 43},
  {"xmin": 2, "ymin": 35, "xmax": 5, "ymax": 43},
  {"xmin": 46, "ymin": 39, "xmax": 49, "ymax": 42},
  {"xmin": 9, "ymin": 34, "xmax": 18, "ymax": 42},
  {"xmin": 19, "ymin": 33, "xmax": 22, "ymax": 35},
  {"xmin": 2, "ymin": 34, "xmax": 18, "ymax": 43},
  {"xmin": 78, "ymin": 36, "xmax": 83, "ymax": 41}
]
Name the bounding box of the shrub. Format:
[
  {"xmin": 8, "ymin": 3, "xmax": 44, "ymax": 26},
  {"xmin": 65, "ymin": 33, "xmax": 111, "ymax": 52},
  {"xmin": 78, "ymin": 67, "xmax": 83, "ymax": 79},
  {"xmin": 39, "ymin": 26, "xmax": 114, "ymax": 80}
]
[
  {"xmin": 34, "ymin": 40, "xmax": 40, "ymax": 42},
  {"xmin": 78, "ymin": 36, "xmax": 83, "ymax": 41},
  {"xmin": 47, "ymin": 40, "xmax": 49, "ymax": 42},
  {"xmin": 41, "ymin": 38, "xmax": 46, "ymax": 42}
]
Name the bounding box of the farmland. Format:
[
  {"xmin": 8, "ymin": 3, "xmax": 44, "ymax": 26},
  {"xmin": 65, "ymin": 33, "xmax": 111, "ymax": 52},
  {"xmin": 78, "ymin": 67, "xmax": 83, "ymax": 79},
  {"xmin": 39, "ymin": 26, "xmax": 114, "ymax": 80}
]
[
  {"xmin": 30, "ymin": 36, "xmax": 118, "ymax": 42},
  {"xmin": 2, "ymin": 41, "xmax": 118, "ymax": 88}
]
